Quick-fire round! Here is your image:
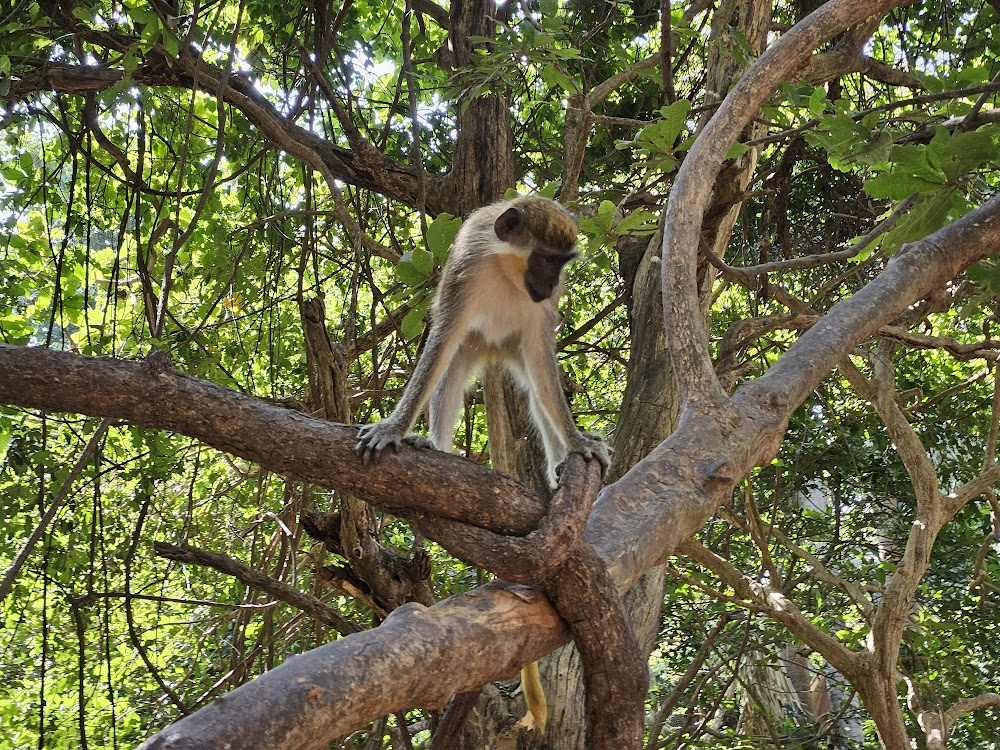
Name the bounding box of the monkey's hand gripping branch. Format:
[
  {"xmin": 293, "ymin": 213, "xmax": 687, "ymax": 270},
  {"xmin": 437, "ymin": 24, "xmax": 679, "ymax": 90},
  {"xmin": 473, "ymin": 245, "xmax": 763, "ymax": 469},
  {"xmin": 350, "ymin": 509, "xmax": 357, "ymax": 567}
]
[
  {"xmin": 357, "ymin": 420, "xmax": 613, "ymax": 482},
  {"xmin": 354, "ymin": 420, "xmax": 434, "ymax": 463}
]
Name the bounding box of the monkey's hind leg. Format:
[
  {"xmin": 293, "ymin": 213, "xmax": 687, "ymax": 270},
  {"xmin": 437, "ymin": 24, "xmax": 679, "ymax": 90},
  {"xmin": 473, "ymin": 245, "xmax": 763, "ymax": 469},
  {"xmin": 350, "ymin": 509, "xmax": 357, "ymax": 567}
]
[
  {"xmin": 427, "ymin": 344, "xmax": 483, "ymax": 453},
  {"xmin": 355, "ymin": 321, "xmax": 470, "ymax": 463}
]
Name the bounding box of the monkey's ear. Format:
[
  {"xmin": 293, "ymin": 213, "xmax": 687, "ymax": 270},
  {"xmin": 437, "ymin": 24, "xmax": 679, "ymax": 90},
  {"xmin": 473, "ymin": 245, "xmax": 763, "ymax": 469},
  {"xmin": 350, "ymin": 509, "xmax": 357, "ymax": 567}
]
[{"xmin": 494, "ymin": 206, "xmax": 526, "ymax": 243}]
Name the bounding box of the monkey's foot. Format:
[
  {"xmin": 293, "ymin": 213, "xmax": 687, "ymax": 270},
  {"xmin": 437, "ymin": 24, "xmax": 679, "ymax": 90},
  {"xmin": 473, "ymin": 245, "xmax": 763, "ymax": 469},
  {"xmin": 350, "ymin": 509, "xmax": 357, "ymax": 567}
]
[
  {"xmin": 567, "ymin": 432, "xmax": 612, "ymax": 474},
  {"xmin": 402, "ymin": 434, "xmax": 436, "ymax": 451}
]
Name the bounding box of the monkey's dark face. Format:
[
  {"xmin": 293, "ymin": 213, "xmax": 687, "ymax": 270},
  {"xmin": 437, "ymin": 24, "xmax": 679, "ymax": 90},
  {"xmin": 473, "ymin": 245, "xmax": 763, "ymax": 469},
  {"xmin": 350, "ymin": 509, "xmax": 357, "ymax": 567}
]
[
  {"xmin": 524, "ymin": 250, "xmax": 577, "ymax": 302},
  {"xmin": 492, "ymin": 197, "xmax": 579, "ymax": 302}
]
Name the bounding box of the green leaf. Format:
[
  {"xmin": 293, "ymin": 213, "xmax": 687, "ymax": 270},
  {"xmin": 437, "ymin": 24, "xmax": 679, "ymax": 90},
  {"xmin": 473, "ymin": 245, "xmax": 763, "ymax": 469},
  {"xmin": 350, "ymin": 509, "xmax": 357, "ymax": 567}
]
[
  {"xmin": 161, "ymin": 31, "xmax": 180, "ymax": 58},
  {"xmin": 658, "ymin": 99, "xmax": 692, "ymax": 143},
  {"xmin": 940, "ymin": 127, "xmax": 999, "ymax": 181},
  {"xmin": 879, "ymin": 188, "xmax": 964, "ymax": 254},
  {"xmin": 140, "ymin": 19, "xmax": 162, "ymax": 51},
  {"xmin": 615, "ymin": 209, "xmax": 657, "ymax": 235},
  {"xmin": 2, "ymin": 167, "xmax": 25, "ymax": 184},
  {"xmin": 863, "ymin": 171, "xmax": 944, "ymax": 200},
  {"xmin": 126, "ymin": 5, "xmax": 160, "ymax": 25},
  {"xmin": 538, "ymin": 182, "xmax": 559, "ymax": 199},
  {"xmin": 538, "ymin": 0, "xmax": 559, "ymax": 18},
  {"xmin": 426, "ymin": 213, "xmax": 461, "ymax": 262},
  {"xmin": 725, "ymin": 142, "xmax": 750, "ymax": 160},
  {"xmin": 807, "ymin": 86, "xmax": 828, "ymax": 116},
  {"xmin": 887, "ymin": 143, "xmax": 947, "ymax": 183},
  {"xmin": 551, "ymin": 47, "xmax": 581, "ymax": 60},
  {"xmin": 395, "ymin": 254, "xmax": 426, "ymax": 287},
  {"xmin": 805, "ymin": 112, "xmax": 873, "ymax": 170},
  {"xmin": 410, "ymin": 246, "xmax": 433, "ymax": 276},
  {"xmin": 539, "ymin": 63, "xmax": 578, "ymax": 93},
  {"xmin": 401, "ymin": 298, "xmax": 430, "ymax": 340}
]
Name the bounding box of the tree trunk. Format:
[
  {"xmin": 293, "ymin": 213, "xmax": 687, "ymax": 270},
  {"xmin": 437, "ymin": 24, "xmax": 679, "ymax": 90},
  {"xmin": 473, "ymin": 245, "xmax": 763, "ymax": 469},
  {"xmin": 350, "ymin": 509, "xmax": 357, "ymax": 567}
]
[{"xmin": 447, "ymin": 0, "xmax": 514, "ymax": 214}]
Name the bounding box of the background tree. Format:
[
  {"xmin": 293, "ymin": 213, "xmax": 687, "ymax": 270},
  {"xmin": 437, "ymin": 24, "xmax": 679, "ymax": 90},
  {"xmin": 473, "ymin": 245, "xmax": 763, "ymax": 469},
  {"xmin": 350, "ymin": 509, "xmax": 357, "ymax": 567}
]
[{"xmin": 2, "ymin": 0, "xmax": 1000, "ymax": 748}]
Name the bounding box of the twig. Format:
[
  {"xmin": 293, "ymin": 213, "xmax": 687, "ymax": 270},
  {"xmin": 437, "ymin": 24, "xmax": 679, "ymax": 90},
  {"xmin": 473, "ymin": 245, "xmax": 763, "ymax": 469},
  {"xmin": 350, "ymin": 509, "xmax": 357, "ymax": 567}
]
[
  {"xmin": 154, "ymin": 541, "xmax": 360, "ymax": 635},
  {"xmin": 429, "ymin": 692, "xmax": 480, "ymax": 749},
  {"xmin": 0, "ymin": 418, "xmax": 111, "ymax": 602}
]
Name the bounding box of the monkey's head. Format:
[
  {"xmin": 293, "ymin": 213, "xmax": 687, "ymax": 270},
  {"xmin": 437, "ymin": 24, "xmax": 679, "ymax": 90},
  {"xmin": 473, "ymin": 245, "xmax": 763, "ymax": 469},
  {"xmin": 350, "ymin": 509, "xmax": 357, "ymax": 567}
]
[{"xmin": 494, "ymin": 196, "xmax": 579, "ymax": 303}]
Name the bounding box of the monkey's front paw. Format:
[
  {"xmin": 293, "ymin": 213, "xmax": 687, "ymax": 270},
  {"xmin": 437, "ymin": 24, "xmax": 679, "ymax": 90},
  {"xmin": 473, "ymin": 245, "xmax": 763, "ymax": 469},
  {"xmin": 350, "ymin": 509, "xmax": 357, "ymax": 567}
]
[{"xmin": 354, "ymin": 422, "xmax": 407, "ymax": 464}]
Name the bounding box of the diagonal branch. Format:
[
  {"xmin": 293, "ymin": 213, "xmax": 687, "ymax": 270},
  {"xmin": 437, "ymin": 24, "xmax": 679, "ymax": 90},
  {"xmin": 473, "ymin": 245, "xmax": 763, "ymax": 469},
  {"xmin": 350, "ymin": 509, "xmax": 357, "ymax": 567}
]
[
  {"xmin": 799, "ymin": 11, "xmax": 922, "ymax": 87},
  {"xmin": 154, "ymin": 542, "xmax": 361, "ymax": 635},
  {"xmin": 680, "ymin": 539, "xmax": 863, "ymax": 683},
  {"xmin": 945, "ymin": 693, "xmax": 1000, "ymax": 730},
  {"xmin": 6, "ymin": 52, "xmax": 442, "ymax": 212}
]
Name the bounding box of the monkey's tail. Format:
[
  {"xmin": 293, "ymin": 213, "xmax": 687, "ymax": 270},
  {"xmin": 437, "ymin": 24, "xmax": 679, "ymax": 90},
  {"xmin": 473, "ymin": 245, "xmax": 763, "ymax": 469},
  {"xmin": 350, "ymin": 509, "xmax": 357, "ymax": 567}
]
[{"xmin": 520, "ymin": 661, "xmax": 547, "ymax": 732}]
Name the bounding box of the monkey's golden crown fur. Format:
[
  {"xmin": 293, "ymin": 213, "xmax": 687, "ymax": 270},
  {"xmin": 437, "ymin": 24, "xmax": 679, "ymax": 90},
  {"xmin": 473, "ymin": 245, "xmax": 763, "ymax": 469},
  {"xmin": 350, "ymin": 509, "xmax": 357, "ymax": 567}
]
[{"xmin": 510, "ymin": 195, "xmax": 578, "ymax": 252}]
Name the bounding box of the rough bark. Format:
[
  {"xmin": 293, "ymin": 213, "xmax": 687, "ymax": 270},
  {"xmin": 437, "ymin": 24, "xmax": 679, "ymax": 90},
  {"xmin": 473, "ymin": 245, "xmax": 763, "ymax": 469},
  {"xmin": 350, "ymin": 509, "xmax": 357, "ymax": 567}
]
[
  {"xmin": 302, "ymin": 297, "xmax": 435, "ymax": 613},
  {"xmin": 0, "ymin": 347, "xmax": 545, "ymax": 536},
  {"xmin": 696, "ymin": 0, "xmax": 772, "ymax": 316},
  {"xmin": 446, "ymin": 0, "xmax": 514, "ymax": 214}
]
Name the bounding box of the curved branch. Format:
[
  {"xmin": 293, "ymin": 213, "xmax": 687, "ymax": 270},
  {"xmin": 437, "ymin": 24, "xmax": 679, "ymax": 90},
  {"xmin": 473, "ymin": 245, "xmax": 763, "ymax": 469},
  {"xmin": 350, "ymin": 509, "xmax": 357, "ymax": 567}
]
[
  {"xmin": 681, "ymin": 539, "xmax": 863, "ymax": 684},
  {"xmin": 755, "ymin": 192, "xmax": 1000, "ymax": 416},
  {"xmin": 154, "ymin": 542, "xmax": 360, "ymax": 634},
  {"xmin": 136, "ymin": 581, "xmax": 569, "ymax": 748},
  {"xmin": 5, "ymin": 51, "xmax": 444, "ymax": 212},
  {"xmin": 945, "ymin": 693, "xmax": 1000, "ymax": 729},
  {"xmin": 800, "ymin": 11, "xmax": 922, "ymax": 87},
  {"xmin": 660, "ymin": 0, "xmax": 914, "ymax": 408}
]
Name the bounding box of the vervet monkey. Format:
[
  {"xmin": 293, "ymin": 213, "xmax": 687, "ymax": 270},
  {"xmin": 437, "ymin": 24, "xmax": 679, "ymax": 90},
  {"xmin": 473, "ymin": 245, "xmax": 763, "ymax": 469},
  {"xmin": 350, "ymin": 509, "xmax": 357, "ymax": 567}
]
[
  {"xmin": 355, "ymin": 195, "xmax": 610, "ymax": 486},
  {"xmin": 356, "ymin": 196, "xmax": 608, "ymax": 732}
]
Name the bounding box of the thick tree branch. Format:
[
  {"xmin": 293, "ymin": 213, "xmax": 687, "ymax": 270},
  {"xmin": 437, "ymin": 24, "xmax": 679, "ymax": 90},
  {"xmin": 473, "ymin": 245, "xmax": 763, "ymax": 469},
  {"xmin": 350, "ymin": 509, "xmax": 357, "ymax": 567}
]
[
  {"xmin": 945, "ymin": 693, "xmax": 1000, "ymax": 729},
  {"xmin": 800, "ymin": 12, "xmax": 921, "ymax": 87},
  {"xmin": 136, "ymin": 581, "xmax": 568, "ymax": 748},
  {"xmin": 0, "ymin": 348, "xmax": 544, "ymax": 535},
  {"xmin": 5, "ymin": 3, "xmax": 998, "ymax": 745}
]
